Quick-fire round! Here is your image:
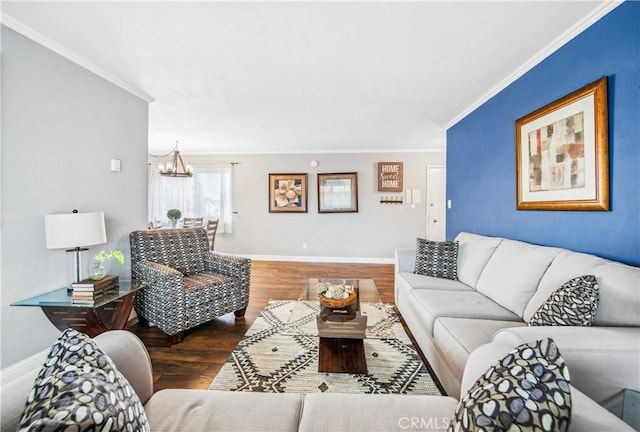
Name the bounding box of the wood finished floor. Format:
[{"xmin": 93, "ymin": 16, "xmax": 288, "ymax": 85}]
[{"xmin": 126, "ymin": 261, "xmax": 409, "ymax": 391}]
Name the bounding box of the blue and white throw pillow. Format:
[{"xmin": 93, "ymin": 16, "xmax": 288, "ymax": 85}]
[
  {"xmin": 19, "ymin": 328, "xmax": 150, "ymax": 431},
  {"xmin": 529, "ymin": 275, "xmax": 599, "ymax": 326},
  {"xmin": 450, "ymin": 338, "xmax": 572, "ymax": 432},
  {"xmin": 414, "ymin": 238, "xmax": 459, "ymax": 280}
]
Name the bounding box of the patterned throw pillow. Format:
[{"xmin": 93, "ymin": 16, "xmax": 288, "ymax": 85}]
[
  {"xmin": 18, "ymin": 328, "xmax": 150, "ymax": 432},
  {"xmin": 450, "ymin": 338, "xmax": 571, "ymax": 432},
  {"xmin": 414, "ymin": 238, "xmax": 459, "ymax": 280},
  {"xmin": 529, "ymin": 275, "xmax": 599, "ymax": 326}
]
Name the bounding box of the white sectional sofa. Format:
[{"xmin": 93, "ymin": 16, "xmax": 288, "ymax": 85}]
[
  {"xmin": 2, "ymin": 330, "xmax": 634, "ymax": 431},
  {"xmin": 395, "ymin": 231, "xmax": 640, "ymax": 419}
]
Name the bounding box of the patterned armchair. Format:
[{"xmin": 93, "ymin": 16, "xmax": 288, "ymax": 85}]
[{"xmin": 130, "ymin": 228, "xmax": 251, "ymax": 344}]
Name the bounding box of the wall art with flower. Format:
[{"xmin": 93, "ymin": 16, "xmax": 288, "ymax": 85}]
[{"xmin": 268, "ymin": 173, "xmax": 308, "ymax": 213}]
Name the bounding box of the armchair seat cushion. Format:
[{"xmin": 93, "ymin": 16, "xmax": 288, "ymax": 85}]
[
  {"xmin": 184, "ymin": 273, "xmax": 245, "ymax": 326},
  {"xmin": 184, "ymin": 272, "xmax": 235, "ymax": 296}
]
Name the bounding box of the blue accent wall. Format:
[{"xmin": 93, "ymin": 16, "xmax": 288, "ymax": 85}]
[{"xmin": 446, "ymin": 2, "xmax": 639, "ymax": 266}]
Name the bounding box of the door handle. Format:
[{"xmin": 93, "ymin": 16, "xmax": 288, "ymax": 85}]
[{"xmin": 433, "ymin": 219, "xmax": 438, "ymax": 223}]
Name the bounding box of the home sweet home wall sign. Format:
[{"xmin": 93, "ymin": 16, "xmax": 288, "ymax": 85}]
[{"xmin": 377, "ymin": 162, "xmax": 403, "ymax": 192}]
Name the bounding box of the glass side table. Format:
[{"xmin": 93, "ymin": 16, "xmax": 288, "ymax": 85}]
[{"xmin": 11, "ymin": 280, "xmax": 145, "ymax": 337}]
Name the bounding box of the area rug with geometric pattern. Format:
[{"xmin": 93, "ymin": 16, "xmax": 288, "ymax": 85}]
[{"xmin": 209, "ymin": 300, "xmax": 442, "ymax": 395}]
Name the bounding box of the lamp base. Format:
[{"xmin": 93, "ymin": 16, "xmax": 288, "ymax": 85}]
[{"xmin": 66, "ymin": 247, "xmax": 89, "ymax": 296}]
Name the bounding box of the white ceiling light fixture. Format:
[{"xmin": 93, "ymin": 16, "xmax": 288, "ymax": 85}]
[{"xmin": 159, "ymin": 141, "xmax": 194, "ymax": 178}]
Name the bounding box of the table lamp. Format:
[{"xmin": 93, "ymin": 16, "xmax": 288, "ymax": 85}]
[{"xmin": 45, "ymin": 210, "xmax": 107, "ymax": 293}]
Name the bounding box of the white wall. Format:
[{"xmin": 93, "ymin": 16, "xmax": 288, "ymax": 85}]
[
  {"xmin": 1, "ymin": 27, "xmax": 149, "ymax": 367},
  {"xmin": 156, "ymin": 151, "xmax": 445, "ymax": 260}
]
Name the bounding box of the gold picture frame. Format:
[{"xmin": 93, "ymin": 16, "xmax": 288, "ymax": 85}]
[
  {"xmin": 268, "ymin": 173, "xmax": 308, "ymax": 213},
  {"xmin": 516, "ymin": 77, "xmax": 608, "ymax": 211},
  {"xmin": 317, "ymin": 172, "xmax": 358, "ymax": 213}
]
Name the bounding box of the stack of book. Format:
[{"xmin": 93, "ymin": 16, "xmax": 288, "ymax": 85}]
[{"xmin": 71, "ymin": 275, "xmax": 119, "ymax": 305}]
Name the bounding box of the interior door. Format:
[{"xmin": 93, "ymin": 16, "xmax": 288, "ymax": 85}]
[{"xmin": 426, "ymin": 166, "xmax": 446, "ymax": 241}]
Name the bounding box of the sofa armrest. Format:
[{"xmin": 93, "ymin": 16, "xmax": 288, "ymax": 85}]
[
  {"xmin": 94, "ymin": 330, "xmax": 154, "ymax": 404},
  {"xmin": 461, "ymin": 341, "xmax": 635, "ymax": 431},
  {"xmin": 395, "ymin": 248, "xmax": 416, "ymax": 274},
  {"xmin": 492, "ymin": 326, "xmax": 640, "ymax": 417},
  {"xmin": 0, "ymin": 350, "xmax": 48, "ymax": 432},
  {"xmin": 1, "ymin": 330, "xmax": 156, "ymax": 432},
  {"xmin": 204, "ymin": 253, "xmax": 251, "ymax": 293}
]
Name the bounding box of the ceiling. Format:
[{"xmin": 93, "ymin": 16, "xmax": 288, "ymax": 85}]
[{"xmin": 2, "ymin": 1, "xmax": 611, "ymax": 155}]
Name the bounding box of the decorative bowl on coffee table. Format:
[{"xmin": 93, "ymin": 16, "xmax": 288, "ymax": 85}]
[
  {"xmin": 317, "ymin": 281, "xmax": 356, "ymax": 309},
  {"xmin": 318, "ymin": 290, "xmax": 356, "ymax": 309}
]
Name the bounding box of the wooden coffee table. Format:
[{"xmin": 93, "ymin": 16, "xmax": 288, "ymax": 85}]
[{"xmin": 300, "ymin": 278, "xmax": 380, "ymax": 374}]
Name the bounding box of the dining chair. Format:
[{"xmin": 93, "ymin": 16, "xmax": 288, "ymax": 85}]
[
  {"xmin": 183, "ymin": 217, "xmax": 204, "ymax": 228},
  {"xmin": 206, "ymin": 219, "xmax": 219, "ymax": 250}
]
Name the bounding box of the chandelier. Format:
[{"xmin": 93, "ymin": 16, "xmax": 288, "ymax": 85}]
[{"xmin": 159, "ymin": 141, "xmax": 194, "ymax": 177}]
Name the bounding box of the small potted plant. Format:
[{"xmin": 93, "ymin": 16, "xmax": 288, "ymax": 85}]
[
  {"xmin": 91, "ymin": 250, "xmax": 125, "ymax": 280},
  {"xmin": 167, "ymin": 209, "xmax": 182, "ymax": 228}
]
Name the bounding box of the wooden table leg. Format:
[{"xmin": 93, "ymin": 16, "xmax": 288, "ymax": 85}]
[{"xmin": 42, "ymin": 292, "xmax": 136, "ymax": 337}]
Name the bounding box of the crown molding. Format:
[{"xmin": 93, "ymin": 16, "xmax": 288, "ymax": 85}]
[
  {"xmin": 445, "ymin": 1, "xmax": 623, "ymax": 130},
  {"xmin": 1, "ymin": 13, "xmax": 155, "ymax": 103},
  {"xmin": 170, "ymin": 147, "xmax": 447, "ymax": 156}
]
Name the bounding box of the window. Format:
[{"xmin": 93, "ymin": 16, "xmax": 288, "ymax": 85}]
[{"xmin": 148, "ymin": 163, "xmax": 233, "ymax": 232}]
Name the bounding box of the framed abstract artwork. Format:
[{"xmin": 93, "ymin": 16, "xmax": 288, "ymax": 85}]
[
  {"xmin": 516, "ymin": 77, "xmax": 608, "ymax": 211},
  {"xmin": 268, "ymin": 173, "xmax": 308, "ymax": 213},
  {"xmin": 317, "ymin": 172, "xmax": 358, "ymax": 213}
]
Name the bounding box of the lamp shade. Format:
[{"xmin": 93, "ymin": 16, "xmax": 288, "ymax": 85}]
[{"xmin": 45, "ymin": 211, "xmax": 107, "ymax": 249}]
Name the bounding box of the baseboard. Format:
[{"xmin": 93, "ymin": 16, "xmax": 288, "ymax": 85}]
[{"xmin": 244, "ymin": 254, "xmax": 394, "ymax": 264}]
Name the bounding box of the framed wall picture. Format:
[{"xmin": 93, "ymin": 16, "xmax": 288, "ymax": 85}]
[
  {"xmin": 377, "ymin": 162, "xmax": 403, "ymax": 192},
  {"xmin": 516, "ymin": 77, "xmax": 609, "ymax": 211},
  {"xmin": 317, "ymin": 172, "xmax": 358, "ymax": 213},
  {"xmin": 268, "ymin": 173, "xmax": 308, "ymax": 213}
]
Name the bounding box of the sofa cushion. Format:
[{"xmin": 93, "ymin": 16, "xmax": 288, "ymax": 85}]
[
  {"xmin": 529, "ymin": 275, "xmax": 599, "ymax": 326},
  {"xmin": 398, "ymin": 272, "xmax": 473, "ymax": 291},
  {"xmin": 590, "ymin": 261, "xmax": 640, "ymax": 326},
  {"xmin": 475, "ymin": 239, "xmax": 562, "ymax": 317},
  {"xmin": 18, "ymin": 329, "xmax": 149, "ymax": 432},
  {"xmin": 434, "ymin": 318, "xmax": 526, "ymax": 378},
  {"xmin": 145, "ymin": 389, "xmax": 303, "ymax": 432},
  {"xmin": 522, "ymin": 250, "xmax": 607, "ymax": 322},
  {"xmin": 299, "ymin": 393, "xmax": 457, "ymax": 432},
  {"xmin": 451, "ymin": 338, "xmax": 571, "ymax": 432},
  {"xmin": 409, "ymin": 290, "xmax": 521, "ymax": 335},
  {"xmin": 454, "ymin": 232, "xmax": 503, "ymax": 289},
  {"xmin": 414, "ymin": 238, "xmax": 459, "ymax": 280}
]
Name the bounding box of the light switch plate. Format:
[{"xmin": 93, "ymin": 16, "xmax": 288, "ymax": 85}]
[{"xmin": 111, "ymin": 159, "xmax": 121, "ymax": 172}]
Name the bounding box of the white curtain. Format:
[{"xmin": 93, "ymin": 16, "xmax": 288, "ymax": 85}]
[{"xmin": 148, "ymin": 163, "xmax": 233, "ymax": 233}]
